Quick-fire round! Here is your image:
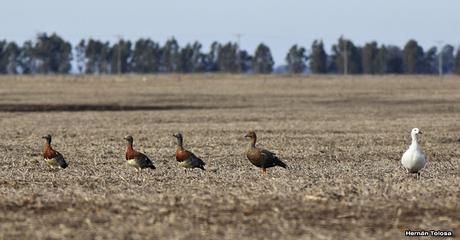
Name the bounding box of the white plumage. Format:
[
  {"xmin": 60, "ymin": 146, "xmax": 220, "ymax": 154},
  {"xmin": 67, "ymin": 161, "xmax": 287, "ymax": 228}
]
[{"xmin": 401, "ymin": 128, "xmax": 426, "ymax": 177}]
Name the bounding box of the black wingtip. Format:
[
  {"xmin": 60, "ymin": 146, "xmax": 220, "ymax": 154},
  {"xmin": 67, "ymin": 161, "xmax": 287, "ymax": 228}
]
[
  {"xmin": 149, "ymin": 165, "xmax": 156, "ymax": 170},
  {"xmin": 61, "ymin": 163, "xmax": 68, "ymax": 169},
  {"xmin": 277, "ymin": 160, "xmax": 287, "ymax": 169},
  {"xmin": 199, "ymin": 165, "xmax": 206, "ymax": 170}
]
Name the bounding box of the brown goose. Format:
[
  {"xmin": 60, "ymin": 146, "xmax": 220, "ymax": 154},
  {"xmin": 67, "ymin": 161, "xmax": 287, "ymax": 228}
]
[
  {"xmin": 245, "ymin": 131, "xmax": 286, "ymax": 174},
  {"xmin": 124, "ymin": 135, "xmax": 156, "ymax": 171},
  {"xmin": 173, "ymin": 133, "xmax": 206, "ymax": 171},
  {"xmin": 42, "ymin": 134, "xmax": 68, "ymax": 169}
]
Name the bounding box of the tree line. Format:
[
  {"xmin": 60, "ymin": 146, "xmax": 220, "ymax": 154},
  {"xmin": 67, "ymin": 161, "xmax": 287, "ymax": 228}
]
[{"xmin": 1, "ymin": 33, "xmax": 460, "ymax": 74}]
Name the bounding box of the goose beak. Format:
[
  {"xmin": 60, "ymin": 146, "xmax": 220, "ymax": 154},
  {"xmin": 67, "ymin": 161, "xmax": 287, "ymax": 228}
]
[{"xmin": 419, "ymin": 131, "xmax": 423, "ymax": 135}]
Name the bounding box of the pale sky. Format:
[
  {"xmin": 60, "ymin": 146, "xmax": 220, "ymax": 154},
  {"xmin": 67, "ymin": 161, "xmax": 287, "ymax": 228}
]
[{"xmin": 1, "ymin": 0, "xmax": 459, "ymax": 66}]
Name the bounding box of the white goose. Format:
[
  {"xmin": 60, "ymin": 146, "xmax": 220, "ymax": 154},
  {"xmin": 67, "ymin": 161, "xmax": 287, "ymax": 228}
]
[{"xmin": 401, "ymin": 128, "xmax": 426, "ymax": 178}]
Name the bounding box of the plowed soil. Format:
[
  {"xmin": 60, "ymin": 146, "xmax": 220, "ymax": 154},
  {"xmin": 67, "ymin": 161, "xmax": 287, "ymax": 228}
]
[{"xmin": 0, "ymin": 75, "xmax": 459, "ymax": 239}]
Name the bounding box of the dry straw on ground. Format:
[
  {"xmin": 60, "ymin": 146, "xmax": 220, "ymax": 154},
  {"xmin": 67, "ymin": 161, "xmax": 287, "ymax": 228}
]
[{"xmin": 0, "ymin": 75, "xmax": 459, "ymax": 239}]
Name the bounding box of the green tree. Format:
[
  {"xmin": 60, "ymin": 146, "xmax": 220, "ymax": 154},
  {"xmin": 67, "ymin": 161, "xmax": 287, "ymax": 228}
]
[
  {"xmin": 131, "ymin": 38, "xmax": 162, "ymax": 73},
  {"xmin": 161, "ymin": 38, "xmax": 180, "ymax": 72},
  {"xmin": 34, "ymin": 33, "xmax": 72, "ymax": 74},
  {"xmin": 252, "ymin": 43, "xmax": 274, "ymax": 74},
  {"xmin": 178, "ymin": 42, "xmax": 208, "ymax": 73},
  {"xmin": 19, "ymin": 41, "xmax": 36, "ymax": 74},
  {"xmin": 454, "ymin": 47, "xmax": 460, "ymax": 74},
  {"xmin": 440, "ymin": 45, "xmax": 454, "ymax": 73},
  {"xmin": 421, "ymin": 47, "xmax": 437, "ymax": 74},
  {"xmin": 385, "ymin": 45, "xmax": 404, "ymax": 73},
  {"xmin": 75, "ymin": 40, "xmax": 86, "ymax": 74},
  {"xmin": 84, "ymin": 40, "xmax": 98, "ymax": 73},
  {"xmin": 218, "ymin": 42, "xmax": 238, "ymax": 73},
  {"xmin": 0, "ymin": 40, "xmax": 9, "ymax": 74},
  {"xmin": 403, "ymin": 39, "xmax": 424, "ymax": 74},
  {"xmin": 206, "ymin": 41, "xmax": 221, "ymax": 72},
  {"xmin": 362, "ymin": 41, "xmax": 379, "ymax": 74},
  {"xmin": 375, "ymin": 45, "xmax": 387, "ymax": 74},
  {"xmin": 111, "ymin": 39, "xmax": 132, "ymax": 74},
  {"xmin": 309, "ymin": 40, "xmax": 327, "ymax": 73},
  {"xmin": 6, "ymin": 42, "xmax": 20, "ymax": 74},
  {"xmin": 331, "ymin": 37, "xmax": 362, "ymax": 74},
  {"xmin": 85, "ymin": 39, "xmax": 99, "ymax": 73},
  {"xmin": 374, "ymin": 45, "xmax": 404, "ymax": 74},
  {"xmin": 190, "ymin": 42, "xmax": 205, "ymax": 72},
  {"xmin": 238, "ymin": 49, "xmax": 253, "ymax": 73},
  {"xmin": 327, "ymin": 54, "xmax": 337, "ymax": 73},
  {"xmin": 85, "ymin": 39, "xmax": 112, "ymax": 74},
  {"xmin": 99, "ymin": 42, "xmax": 112, "ymax": 73},
  {"xmin": 286, "ymin": 44, "xmax": 307, "ymax": 74},
  {"xmin": 178, "ymin": 43, "xmax": 194, "ymax": 73}
]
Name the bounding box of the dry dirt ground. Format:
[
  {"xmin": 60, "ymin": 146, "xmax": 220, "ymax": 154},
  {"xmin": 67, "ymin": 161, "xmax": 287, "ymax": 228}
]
[{"xmin": 0, "ymin": 75, "xmax": 459, "ymax": 240}]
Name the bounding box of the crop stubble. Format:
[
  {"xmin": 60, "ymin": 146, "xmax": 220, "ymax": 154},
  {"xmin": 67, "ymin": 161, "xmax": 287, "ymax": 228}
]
[{"xmin": 0, "ymin": 75, "xmax": 459, "ymax": 239}]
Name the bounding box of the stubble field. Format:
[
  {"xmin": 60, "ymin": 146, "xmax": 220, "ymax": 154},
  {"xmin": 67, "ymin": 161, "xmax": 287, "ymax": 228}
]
[{"xmin": 0, "ymin": 75, "xmax": 459, "ymax": 239}]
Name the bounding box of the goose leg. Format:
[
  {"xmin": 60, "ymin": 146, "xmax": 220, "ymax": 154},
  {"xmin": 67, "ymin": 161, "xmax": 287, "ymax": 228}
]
[
  {"xmin": 262, "ymin": 168, "xmax": 267, "ymax": 175},
  {"xmin": 140, "ymin": 169, "xmax": 145, "ymax": 183}
]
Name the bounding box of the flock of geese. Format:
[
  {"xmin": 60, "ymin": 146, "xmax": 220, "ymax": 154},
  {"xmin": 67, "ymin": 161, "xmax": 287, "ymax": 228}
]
[{"xmin": 41, "ymin": 128, "xmax": 426, "ymax": 177}]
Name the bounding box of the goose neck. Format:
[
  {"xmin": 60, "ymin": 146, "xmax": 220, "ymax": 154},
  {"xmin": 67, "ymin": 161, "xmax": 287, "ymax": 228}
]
[
  {"xmin": 410, "ymin": 133, "xmax": 418, "ymax": 147},
  {"xmin": 127, "ymin": 143, "xmax": 133, "ymax": 150}
]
